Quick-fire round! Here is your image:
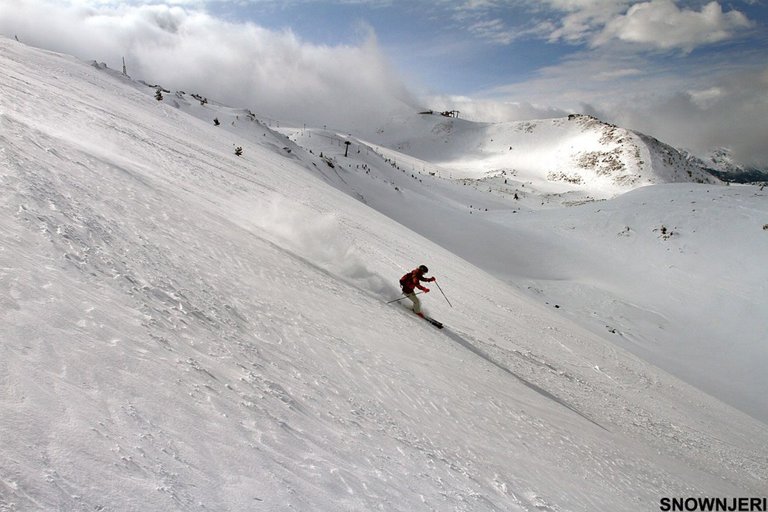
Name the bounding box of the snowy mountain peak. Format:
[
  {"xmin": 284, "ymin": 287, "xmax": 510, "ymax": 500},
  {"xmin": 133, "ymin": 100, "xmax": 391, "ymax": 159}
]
[
  {"xmin": 355, "ymin": 111, "xmax": 720, "ymax": 205},
  {"xmin": 136, "ymin": 75, "xmax": 720, "ymax": 210},
  {"xmin": 679, "ymin": 146, "xmax": 768, "ymax": 183}
]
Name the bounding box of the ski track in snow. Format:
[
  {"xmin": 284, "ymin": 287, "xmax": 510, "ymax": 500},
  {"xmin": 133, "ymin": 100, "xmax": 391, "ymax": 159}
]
[{"xmin": 441, "ymin": 327, "xmax": 609, "ymax": 432}]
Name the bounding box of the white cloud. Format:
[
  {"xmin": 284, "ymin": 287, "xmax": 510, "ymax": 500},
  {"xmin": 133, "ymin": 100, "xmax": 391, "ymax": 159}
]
[
  {"xmin": 447, "ymin": 0, "xmax": 754, "ymax": 52},
  {"xmin": 0, "ymin": 0, "xmax": 418, "ymax": 132},
  {"xmin": 474, "ymin": 48, "xmax": 768, "ymax": 166},
  {"xmin": 426, "ymin": 94, "xmax": 570, "ymax": 122},
  {"xmin": 609, "ymin": 66, "xmax": 768, "ymax": 166},
  {"xmin": 536, "ymin": 0, "xmax": 754, "ymax": 52},
  {"xmin": 594, "ymin": 68, "xmax": 643, "ymax": 80},
  {"xmin": 467, "ymin": 18, "xmax": 516, "ymax": 44},
  {"xmin": 544, "ymin": 0, "xmax": 629, "ymax": 43},
  {"xmin": 687, "ymin": 86, "xmax": 723, "ymax": 108},
  {"xmin": 593, "ymin": 0, "xmax": 754, "ymax": 51}
]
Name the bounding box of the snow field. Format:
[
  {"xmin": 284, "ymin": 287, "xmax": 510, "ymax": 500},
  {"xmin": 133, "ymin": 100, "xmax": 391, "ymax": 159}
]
[{"xmin": 1, "ymin": 38, "xmax": 766, "ymax": 511}]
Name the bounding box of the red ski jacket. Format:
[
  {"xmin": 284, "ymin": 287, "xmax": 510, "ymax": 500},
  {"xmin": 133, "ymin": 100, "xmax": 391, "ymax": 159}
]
[{"xmin": 400, "ymin": 268, "xmax": 435, "ymax": 293}]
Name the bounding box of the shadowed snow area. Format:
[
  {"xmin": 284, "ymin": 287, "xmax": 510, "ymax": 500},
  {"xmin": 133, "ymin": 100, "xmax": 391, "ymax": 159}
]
[{"xmin": 1, "ymin": 37, "xmax": 767, "ymax": 511}]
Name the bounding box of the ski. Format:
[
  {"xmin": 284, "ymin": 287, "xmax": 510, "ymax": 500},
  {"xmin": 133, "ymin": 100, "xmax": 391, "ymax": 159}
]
[
  {"xmin": 389, "ymin": 301, "xmax": 444, "ymax": 328},
  {"xmin": 422, "ymin": 316, "xmax": 444, "ymax": 329}
]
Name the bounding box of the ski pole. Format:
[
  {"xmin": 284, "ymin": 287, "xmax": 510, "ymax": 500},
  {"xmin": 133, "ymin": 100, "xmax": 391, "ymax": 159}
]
[
  {"xmin": 434, "ymin": 280, "xmax": 452, "ymax": 307},
  {"xmin": 386, "ymin": 292, "xmax": 423, "ymax": 304}
]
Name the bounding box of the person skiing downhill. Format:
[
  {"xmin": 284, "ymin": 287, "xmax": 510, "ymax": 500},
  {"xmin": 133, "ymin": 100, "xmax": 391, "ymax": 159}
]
[{"xmin": 399, "ymin": 265, "xmax": 436, "ymax": 318}]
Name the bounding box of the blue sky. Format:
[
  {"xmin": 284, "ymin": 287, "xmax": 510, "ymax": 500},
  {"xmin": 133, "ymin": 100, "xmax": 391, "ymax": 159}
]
[
  {"xmin": 2, "ymin": 0, "xmax": 767, "ymax": 165},
  {"xmin": 203, "ymin": 0, "xmax": 766, "ymax": 92},
  {"xmin": 205, "ymin": 1, "xmax": 573, "ymax": 93}
]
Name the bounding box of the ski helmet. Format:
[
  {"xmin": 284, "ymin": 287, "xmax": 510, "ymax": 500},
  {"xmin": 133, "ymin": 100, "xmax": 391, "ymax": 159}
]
[{"xmin": 418, "ymin": 265, "xmax": 429, "ymax": 273}]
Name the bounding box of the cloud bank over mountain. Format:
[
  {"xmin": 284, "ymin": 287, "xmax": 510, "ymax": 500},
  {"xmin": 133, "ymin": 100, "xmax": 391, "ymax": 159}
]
[{"xmin": 0, "ymin": 1, "xmax": 419, "ymax": 131}]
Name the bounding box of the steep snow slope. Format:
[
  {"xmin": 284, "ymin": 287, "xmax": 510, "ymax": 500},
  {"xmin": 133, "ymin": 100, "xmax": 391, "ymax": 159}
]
[
  {"xmin": 1, "ymin": 38, "xmax": 767, "ymax": 512},
  {"xmin": 276, "ymin": 123, "xmax": 768, "ymax": 424},
  {"xmin": 270, "ymin": 110, "xmax": 767, "ymax": 425}
]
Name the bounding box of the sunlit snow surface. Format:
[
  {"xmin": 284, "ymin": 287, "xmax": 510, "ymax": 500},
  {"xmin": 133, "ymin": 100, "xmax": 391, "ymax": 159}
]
[{"xmin": 1, "ymin": 38, "xmax": 766, "ymax": 511}]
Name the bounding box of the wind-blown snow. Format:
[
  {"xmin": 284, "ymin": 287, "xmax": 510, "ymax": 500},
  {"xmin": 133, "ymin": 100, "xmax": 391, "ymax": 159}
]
[{"xmin": 1, "ymin": 37, "xmax": 766, "ymax": 511}]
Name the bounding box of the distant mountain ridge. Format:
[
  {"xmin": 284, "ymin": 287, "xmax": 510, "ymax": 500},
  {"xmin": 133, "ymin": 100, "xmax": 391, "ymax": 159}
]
[
  {"xmin": 366, "ymin": 112, "xmax": 720, "ymax": 200},
  {"xmin": 131, "ymin": 72, "xmax": 723, "ymax": 203},
  {"xmin": 682, "ymin": 147, "xmax": 768, "ymax": 184}
]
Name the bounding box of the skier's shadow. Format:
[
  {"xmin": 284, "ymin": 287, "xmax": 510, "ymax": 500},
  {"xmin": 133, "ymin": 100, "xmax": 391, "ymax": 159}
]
[{"xmin": 442, "ymin": 327, "xmax": 609, "ymax": 432}]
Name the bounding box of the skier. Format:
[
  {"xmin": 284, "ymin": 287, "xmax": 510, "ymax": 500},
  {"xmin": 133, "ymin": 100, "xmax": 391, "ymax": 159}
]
[{"xmin": 399, "ymin": 265, "xmax": 436, "ymax": 318}]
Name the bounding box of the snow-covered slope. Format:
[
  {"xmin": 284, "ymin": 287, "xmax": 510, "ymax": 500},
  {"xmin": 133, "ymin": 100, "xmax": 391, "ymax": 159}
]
[
  {"xmin": 267, "ymin": 111, "xmax": 767, "ymax": 426},
  {"xmin": 273, "ymin": 121, "xmax": 768, "ymax": 425},
  {"xmin": 1, "ymin": 37, "xmax": 767, "ymax": 512},
  {"xmin": 484, "ymin": 184, "xmax": 768, "ymax": 423},
  {"xmin": 363, "ymin": 113, "xmax": 719, "ymax": 203}
]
